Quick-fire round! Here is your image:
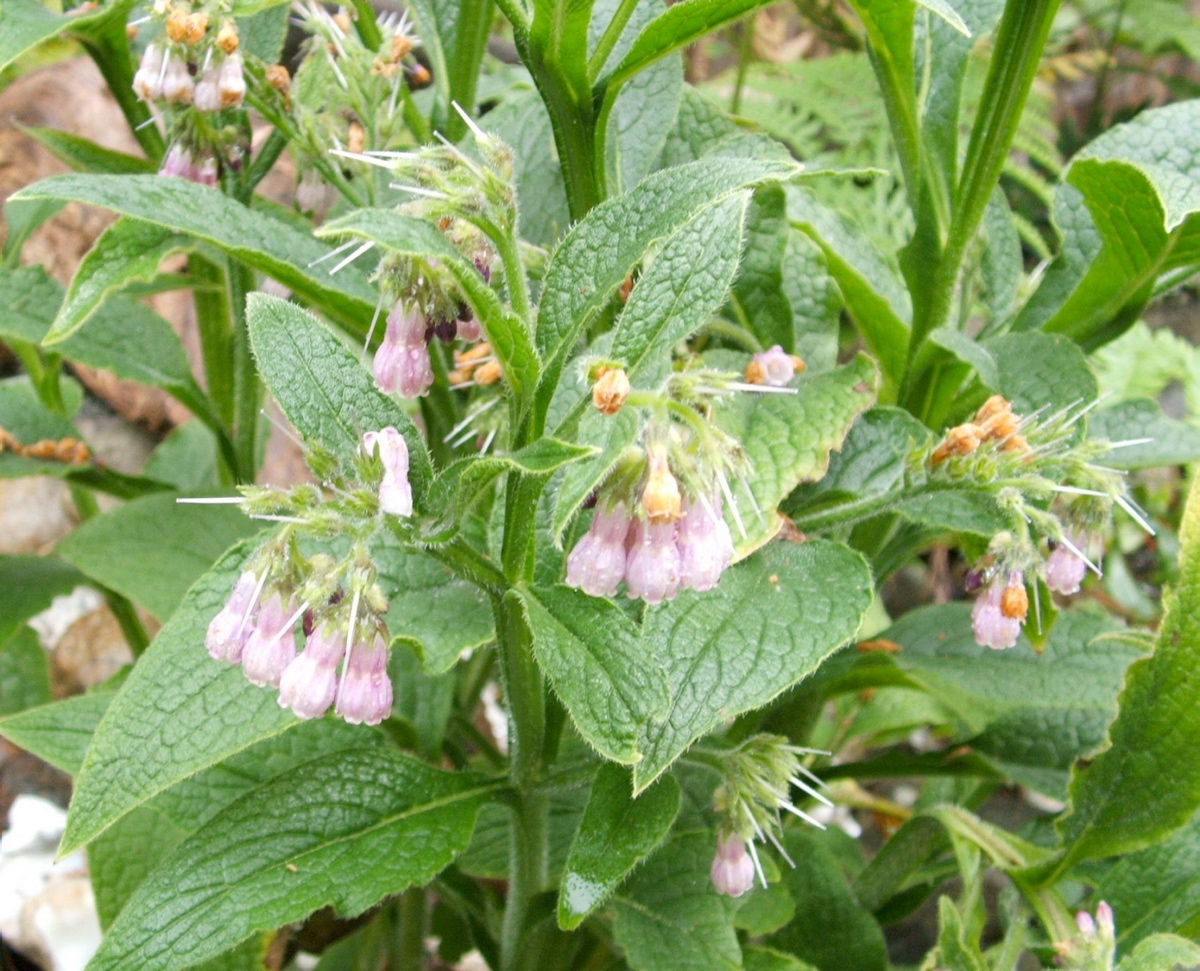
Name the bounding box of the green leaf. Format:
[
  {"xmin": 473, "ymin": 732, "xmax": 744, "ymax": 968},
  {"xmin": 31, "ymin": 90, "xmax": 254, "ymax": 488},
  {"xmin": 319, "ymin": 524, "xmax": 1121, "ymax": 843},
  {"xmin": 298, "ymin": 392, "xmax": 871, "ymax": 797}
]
[
  {"xmin": 934, "ymin": 895, "xmax": 988, "ymax": 971},
  {"xmin": 21, "ymin": 127, "xmax": 156, "ymax": 176},
  {"xmin": 659, "ymin": 88, "xmax": 744, "ymax": 168},
  {"xmin": 633, "ymin": 540, "xmax": 873, "ymax": 791},
  {"xmin": 612, "ymin": 193, "xmax": 749, "ymax": 381},
  {"xmin": 1116, "ymin": 934, "xmax": 1200, "ymax": 971},
  {"xmin": 520, "ymin": 585, "xmax": 671, "ymax": 764},
  {"xmin": 0, "ymin": 627, "xmax": 51, "ymax": 717},
  {"xmin": 316, "ymin": 208, "xmax": 540, "ymax": 401},
  {"xmin": 388, "ymin": 642, "xmax": 454, "ymax": 757},
  {"xmin": 372, "ymin": 535, "xmax": 493, "ymax": 674},
  {"xmin": 767, "ymin": 828, "xmax": 888, "ymax": 971},
  {"xmin": 0, "ymin": 553, "xmax": 88, "ymax": 645},
  {"xmin": 558, "ymin": 764, "xmax": 680, "ymax": 929},
  {"xmin": 47, "ymin": 218, "xmax": 191, "ymax": 344},
  {"xmin": 60, "ymin": 540, "xmax": 299, "ymax": 854},
  {"xmin": 929, "ymin": 328, "xmax": 999, "ymax": 389},
  {"xmin": 604, "ymin": 0, "xmax": 777, "ymax": 88},
  {"xmin": 87, "ymin": 750, "xmax": 492, "ymax": 971},
  {"xmin": 1087, "ymin": 398, "xmax": 1200, "ymax": 470},
  {"xmin": 1053, "ymin": 472, "xmax": 1200, "ymax": 871},
  {"xmin": 56, "ymin": 492, "xmax": 261, "ymax": 622},
  {"xmin": 12, "ymin": 175, "xmax": 375, "ymax": 331},
  {"xmin": 143, "ymin": 423, "xmax": 221, "ymax": 490},
  {"xmin": 730, "ymin": 186, "xmax": 800, "ymax": 354},
  {"xmin": 607, "ymin": 39, "xmax": 684, "ymax": 195},
  {"xmin": 712, "ymin": 354, "xmax": 878, "ymax": 556},
  {"xmin": 787, "ymin": 187, "xmax": 910, "ymax": 385},
  {"xmin": 1014, "ymin": 100, "xmax": 1200, "ymax": 349},
  {"xmin": 985, "ymin": 331, "xmax": 1098, "ymax": 415},
  {"xmin": 237, "ymin": 4, "xmax": 289, "ymax": 61},
  {"xmin": 245, "ymin": 294, "xmax": 432, "ymax": 493},
  {"xmin": 879, "ymin": 605, "xmax": 1141, "ymax": 799},
  {"xmin": 0, "ymin": 0, "xmax": 135, "ymax": 71},
  {"xmin": 732, "ymin": 882, "xmax": 796, "ymax": 936},
  {"xmin": 612, "ymin": 832, "xmax": 741, "ymax": 971},
  {"xmin": 0, "ymin": 692, "xmax": 114, "ymax": 775},
  {"xmin": 742, "ymin": 947, "xmax": 817, "ymax": 971},
  {"xmin": 1094, "ymin": 811, "xmax": 1200, "ymax": 950}
]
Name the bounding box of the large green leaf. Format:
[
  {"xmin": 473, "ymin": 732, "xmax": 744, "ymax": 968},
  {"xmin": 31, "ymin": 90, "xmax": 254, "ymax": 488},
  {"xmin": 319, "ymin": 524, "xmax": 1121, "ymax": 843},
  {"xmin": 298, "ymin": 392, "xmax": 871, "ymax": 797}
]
[
  {"xmin": 56, "ymin": 492, "xmax": 261, "ymax": 622},
  {"xmin": 0, "ymin": 0, "xmax": 135, "ymax": 71},
  {"xmin": 0, "ymin": 691, "xmax": 115, "ymax": 775},
  {"xmin": 1087, "ymin": 398, "xmax": 1200, "ymax": 470},
  {"xmin": 712, "ymin": 354, "xmax": 878, "ymax": 556},
  {"xmin": 633, "ymin": 540, "xmax": 873, "ymax": 791},
  {"xmin": 521, "ymin": 586, "xmax": 671, "ymax": 764},
  {"xmin": 558, "ymin": 764, "xmax": 680, "ymax": 929},
  {"xmin": 1051, "ymin": 472, "xmax": 1200, "ymax": 873},
  {"xmin": 985, "ymin": 331, "xmax": 1098, "ymax": 415},
  {"xmin": 46, "ymin": 218, "xmax": 191, "ymax": 345},
  {"xmin": 1117, "ymin": 934, "xmax": 1200, "ymax": 971},
  {"xmin": 12, "ymin": 175, "xmax": 375, "ymax": 330},
  {"xmin": 612, "ymin": 832, "xmax": 741, "ymax": 971},
  {"xmin": 1014, "ymin": 100, "xmax": 1200, "ymax": 349},
  {"xmin": 60, "ymin": 541, "xmax": 299, "ymax": 854},
  {"xmin": 245, "ymin": 294, "xmax": 432, "ymax": 492},
  {"xmin": 87, "ymin": 750, "xmax": 492, "ymax": 971},
  {"xmin": 0, "ymin": 627, "xmax": 51, "ymax": 717}
]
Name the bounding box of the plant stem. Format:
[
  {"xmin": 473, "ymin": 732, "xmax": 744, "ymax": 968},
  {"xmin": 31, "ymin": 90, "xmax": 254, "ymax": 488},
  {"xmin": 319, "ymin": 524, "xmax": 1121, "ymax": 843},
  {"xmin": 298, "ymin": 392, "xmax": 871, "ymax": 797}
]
[
  {"xmin": 394, "ymin": 888, "xmax": 426, "ymax": 971},
  {"xmin": 349, "ymin": 0, "xmax": 382, "ymax": 50},
  {"xmin": 494, "ymin": 231, "xmax": 533, "ymax": 326},
  {"xmin": 227, "ymin": 259, "xmax": 260, "ymax": 481},
  {"xmin": 588, "ymin": 0, "xmax": 639, "ymax": 80},
  {"xmin": 83, "ymin": 24, "xmax": 164, "ymax": 160},
  {"xmin": 191, "ymin": 255, "xmax": 234, "ymax": 428},
  {"xmin": 730, "ymin": 16, "xmax": 755, "ymax": 114}
]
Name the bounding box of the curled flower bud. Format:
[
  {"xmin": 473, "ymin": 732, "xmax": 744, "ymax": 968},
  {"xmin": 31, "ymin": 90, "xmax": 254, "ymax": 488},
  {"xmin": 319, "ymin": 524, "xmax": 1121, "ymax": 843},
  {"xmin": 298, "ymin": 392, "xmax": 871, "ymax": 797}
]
[
  {"xmin": 678, "ymin": 496, "xmax": 734, "ymax": 593},
  {"xmin": 362, "ymin": 427, "xmax": 412, "ymax": 517},
  {"xmin": 265, "ymin": 63, "xmax": 290, "ymax": 93},
  {"xmin": 971, "ymin": 576, "xmax": 1022, "ymax": 650},
  {"xmin": 335, "ymin": 631, "xmax": 393, "ymax": 725},
  {"xmin": 931, "ymin": 422, "xmax": 983, "ymax": 465},
  {"xmin": 216, "ymin": 21, "xmax": 239, "ymax": 54},
  {"xmin": 278, "ymin": 620, "xmax": 345, "ymax": 719},
  {"xmin": 592, "ymin": 368, "xmax": 631, "ymax": 416},
  {"xmin": 161, "ymin": 54, "xmax": 194, "ymax": 103},
  {"xmin": 132, "ymin": 44, "xmax": 164, "ymax": 101},
  {"xmin": 566, "ymin": 502, "xmax": 631, "ymax": 598},
  {"xmin": 745, "ymin": 345, "xmax": 804, "ymax": 387},
  {"xmin": 374, "ymin": 304, "xmax": 433, "ymax": 398},
  {"xmin": 1000, "ymin": 574, "xmax": 1028, "ymax": 621},
  {"xmin": 642, "ymin": 452, "xmax": 682, "ymax": 524},
  {"xmin": 1046, "ymin": 534, "xmax": 1089, "ymax": 595},
  {"xmin": 710, "ymin": 833, "xmax": 756, "ymax": 898},
  {"xmin": 217, "ymin": 53, "xmax": 246, "ymax": 108},
  {"xmin": 206, "ymin": 570, "xmax": 259, "ymax": 662},
  {"xmin": 241, "ymin": 594, "xmax": 298, "ymax": 687},
  {"xmin": 625, "ymin": 519, "xmax": 681, "ymax": 605}
]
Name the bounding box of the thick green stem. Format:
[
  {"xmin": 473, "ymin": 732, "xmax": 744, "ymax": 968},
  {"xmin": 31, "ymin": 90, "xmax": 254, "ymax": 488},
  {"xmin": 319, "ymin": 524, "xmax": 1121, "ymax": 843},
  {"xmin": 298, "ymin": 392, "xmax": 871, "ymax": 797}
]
[
  {"xmin": 494, "ymin": 231, "xmax": 533, "ymax": 326},
  {"xmin": 227, "ymin": 260, "xmax": 260, "ymax": 481},
  {"xmin": 349, "ymin": 0, "xmax": 382, "ymax": 50},
  {"xmin": 83, "ymin": 25, "xmax": 164, "ymax": 160},
  {"xmin": 191, "ymin": 256, "xmax": 234, "ymax": 426},
  {"xmin": 393, "ymin": 888, "xmax": 426, "ymax": 971},
  {"xmin": 587, "ymin": 0, "xmax": 638, "ymax": 80},
  {"xmin": 730, "ymin": 16, "xmax": 755, "ymax": 114}
]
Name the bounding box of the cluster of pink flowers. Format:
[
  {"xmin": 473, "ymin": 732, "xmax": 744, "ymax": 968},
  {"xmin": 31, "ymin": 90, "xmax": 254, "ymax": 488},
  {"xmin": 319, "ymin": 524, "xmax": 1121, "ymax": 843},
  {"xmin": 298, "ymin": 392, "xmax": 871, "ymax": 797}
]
[
  {"xmin": 159, "ymin": 144, "xmax": 219, "ymax": 186},
  {"xmin": 566, "ymin": 494, "xmax": 734, "ymax": 605},
  {"xmin": 133, "ymin": 43, "xmax": 245, "ymax": 111}
]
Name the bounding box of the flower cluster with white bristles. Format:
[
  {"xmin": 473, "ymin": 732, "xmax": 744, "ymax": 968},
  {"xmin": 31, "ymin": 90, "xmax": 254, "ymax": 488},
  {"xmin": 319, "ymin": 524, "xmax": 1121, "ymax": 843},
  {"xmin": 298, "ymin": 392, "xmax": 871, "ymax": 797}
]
[
  {"xmin": 708, "ymin": 735, "xmax": 833, "ymax": 897},
  {"xmin": 1055, "ymin": 901, "xmax": 1115, "ymax": 970},
  {"xmin": 195, "ymin": 427, "xmax": 416, "ymax": 725},
  {"xmin": 920, "ymin": 394, "xmax": 1153, "ymax": 650},
  {"xmin": 565, "ymin": 358, "xmax": 804, "ymax": 604}
]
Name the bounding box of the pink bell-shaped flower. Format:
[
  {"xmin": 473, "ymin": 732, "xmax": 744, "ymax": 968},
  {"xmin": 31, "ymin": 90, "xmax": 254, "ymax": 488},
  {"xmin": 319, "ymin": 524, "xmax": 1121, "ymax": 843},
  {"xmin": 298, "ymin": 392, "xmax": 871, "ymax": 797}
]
[
  {"xmin": 132, "ymin": 45, "xmax": 164, "ymax": 101},
  {"xmin": 161, "ymin": 54, "xmax": 194, "ymax": 104},
  {"xmin": 278, "ymin": 620, "xmax": 346, "ymax": 719},
  {"xmin": 218, "ymin": 53, "xmax": 246, "ymax": 108},
  {"xmin": 1046, "ymin": 534, "xmax": 1089, "ymax": 595},
  {"xmin": 240, "ymin": 594, "xmax": 297, "ymax": 687},
  {"xmin": 362, "ymin": 427, "xmax": 412, "ymax": 517},
  {"xmin": 374, "ymin": 304, "xmax": 433, "ymax": 398},
  {"xmin": 335, "ymin": 631, "xmax": 393, "ymax": 725},
  {"xmin": 710, "ymin": 833, "xmax": 756, "ymax": 898},
  {"xmin": 193, "ymin": 65, "xmax": 222, "ymax": 111},
  {"xmin": 206, "ymin": 570, "xmax": 259, "ymax": 662},
  {"xmin": 677, "ymin": 496, "xmax": 734, "ymax": 593},
  {"xmin": 747, "ymin": 345, "xmax": 801, "ymax": 387},
  {"xmin": 971, "ymin": 575, "xmax": 1022, "ymax": 650},
  {"xmin": 565, "ymin": 502, "xmax": 631, "ymax": 598},
  {"xmin": 625, "ymin": 518, "xmax": 681, "ymax": 605}
]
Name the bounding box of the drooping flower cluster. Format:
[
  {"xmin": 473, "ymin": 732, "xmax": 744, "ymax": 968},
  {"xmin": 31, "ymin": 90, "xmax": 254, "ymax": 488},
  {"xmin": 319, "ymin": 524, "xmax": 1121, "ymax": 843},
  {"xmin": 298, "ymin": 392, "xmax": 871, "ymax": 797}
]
[
  {"xmin": 924, "ymin": 394, "xmax": 1150, "ymax": 650},
  {"xmin": 708, "ymin": 735, "xmax": 832, "ymax": 896},
  {"xmin": 201, "ymin": 427, "xmax": 416, "ymax": 725},
  {"xmin": 1055, "ymin": 901, "xmax": 1115, "ymax": 971}
]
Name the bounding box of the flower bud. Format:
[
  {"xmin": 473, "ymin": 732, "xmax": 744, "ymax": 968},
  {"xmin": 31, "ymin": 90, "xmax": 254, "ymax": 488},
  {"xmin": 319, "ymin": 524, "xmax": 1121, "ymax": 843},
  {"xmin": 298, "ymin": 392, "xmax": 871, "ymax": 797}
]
[
  {"xmin": 390, "ymin": 33, "xmax": 413, "ymax": 61},
  {"xmin": 206, "ymin": 570, "xmax": 259, "ymax": 662},
  {"xmin": 265, "ymin": 63, "xmax": 290, "ymax": 94},
  {"xmin": 193, "ymin": 66, "xmax": 221, "ymax": 112},
  {"xmin": 216, "ymin": 21, "xmax": 239, "ymax": 54},
  {"xmin": 678, "ymin": 496, "xmax": 734, "ymax": 592},
  {"xmin": 194, "ymin": 155, "xmax": 219, "ymax": 187},
  {"xmin": 474, "ymin": 360, "xmax": 503, "ymax": 386},
  {"xmin": 362, "ymin": 427, "xmax": 412, "ymax": 517},
  {"xmin": 1000, "ymin": 575, "xmax": 1028, "ymax": 621},
  {"xmin": 241, "ymin": 594, "xmax": 298, "ymax": 687},
  {"xmin": 278, "ymin": 620, "xmax": 345, "ymax": 719},
  {"xmin": 931, "ymin": 422, "xmax": 982, "ymax": 465},
  {"xmin": 566, "ymin": 502, "xmax": 631, "ymax": 598},
  {"xmin": 710, "ymin": 834, "xmax": 756, "ymax": 898},
  {"xmin": 335, "ymin": 631, "xmax": 393, "ymax": 725},
  {"xmin": 1046, "ymin": 535, "xmax": 1089, "ymax": 595},
  {"xmin": 625, "ymin": 519, "xmax": 681, "ymax": 605},
  {"xmin": 132, "ymin": 44, "xmax": 164, "ymax": 101},
  {"xmin": 217, "ymin": 53, "xmax": 246, "ymax": 108},
  {"xmin": 642, "ymin": 452, "xmax": 682, "ymax": 524},
  {"xmin": 159, "ymin": 143, "xmax": 194, "ymax": 180},
  {"xmin": 745, "ymin": 345, "xmax": 803, "ymax": 387},
  {"xmin": 374, "ymin": 304, "xmax": 434, "ymax": 398},
  {"xmin": 296, "ymin": 169, "xmax": 337, "ymax": 216},
  {"xmin": 971, "ymin": 576, "xmax": 1022, "ymax": 650},
  {"xmin": 456, "ymin": 315, "xmax": 482, "ymax": 343},
  {"xmin": 161, "ymin": 54, "xmax": 194, "ymax": 103},
  {"xmin": 592, "ymin": 368, "xmax": 631, "ymax": 416}
]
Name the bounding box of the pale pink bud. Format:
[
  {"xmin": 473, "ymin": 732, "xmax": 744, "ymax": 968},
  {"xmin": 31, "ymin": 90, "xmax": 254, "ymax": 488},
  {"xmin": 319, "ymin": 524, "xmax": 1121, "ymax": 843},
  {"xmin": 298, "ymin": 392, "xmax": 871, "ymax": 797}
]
[
  {"xmin": 132, "ymin": 45, "xmax": 164, "ymax": 100},
  {"xmin": 1046, "ymin": 534, "xmax": 1089, "ymax": 595},
  {"xmin": 335, "ymin": 632, "xmax": 393, "ymax": 725},
  {"xmin": 374, "ymin": 304, "xmax": 433, "ymax": 398},
  {"xmin": 677, "ymin": 496, "xmax": 734, "ymax": 593},
  {"xmin": 240, "ymin": 595, "xmax": 297, "ymax": 687},
  {"xmin": 206, "ymin": 570, "xmax": 259, "ymax": 662},
  {"xmin": 625, "ymin": 518, "xmax": 681, "ymax": 605},
  {"xmin": 748, "ymin": 345, "xmax": 799, "ymax": 387},
  {"xmin": 971, "ymin": 579, "xmax": 1021, "ymax": 650},
  {"xmin": 217, "ymin": 53, "xmax": 245, "ymax": 108},
  {"xmin": 278, "ymin": 620, "xmax": 345, "ymax": 719},
  {"xmin": 161, "ymin": 55, "xmax": 194, "ymax": 104},
  {"xmin": 565, "ymin": 502, "xmax": 631, "ymax": 598},
  {"xmin": 159, "ymin": 144, "xmax": 193, "ymax": 180},
  {"xmin": 710, "ymin": 834, "xmax": 756, "ymax": 898},
  {"xmin": 1096, "ymin": 901, "xmax": 1114, "ymax": 937},
  {"xmin": 296, "ymin": 170, "xmax": 336, "ymax": 215},
  {"xmin": 362, "ymin": 427, "xmax": 412, "ymax": 516},
  {"xmin": 193, "ymin": 66, "xmax": 222, "ymax": 111},
  {"xmin": 456, "ymin": 316, "xmax": 482, "ymax": 343},
  {"xmin": 194, "ymin": 155, "xmax": 219, "ymax": 188},
  {"xmin": 1076, "ymin": 911, "xmax": 1097, "ymax": 936}
]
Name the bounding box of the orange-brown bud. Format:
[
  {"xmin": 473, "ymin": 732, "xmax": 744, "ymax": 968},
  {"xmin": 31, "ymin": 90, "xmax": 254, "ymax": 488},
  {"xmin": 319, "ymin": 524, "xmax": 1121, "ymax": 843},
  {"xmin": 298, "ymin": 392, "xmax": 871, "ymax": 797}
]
[
  {"xmin": 165, "ymin": 9, "xmax": 191, "ymax": 42},
  {"xmin": 390, "ymin": 34, "xmax": 413, "ymax": 61},
  {"xmin": 410, "ymin": 63, "xmax": 431, "ymax": 86},
  {"xmin": 347, "ymin": 120, "xmax": 365, "ymax": 154},
  {"xmin": 975, "ymin": 394, "xmax": 1012, "ymax": 426},
  {"xmin": 474, "ymin": 360, "xmax": 503, "ymax": 386},
  {"xmin": 216, "ymin": 21, "xmax": 239, "ymax": 53},
  {"xmin": 126, "ymin": 22, "xmax": 139, "ymax": 39},
  {"xmin": 592, "ymin": 368, "xmax": 631, "ymax": 416},
  {"xmin": 931, "ymin": 422, "xmax": 983, "ymax": 465},
  {"xmin": 333, "ymin": 10, "xmax": 352, "ymax": 33},
  {"xmin": 744, "ymin": 360, "xmax": 767, "ymax": 385},
  {"xmin": 618, "ymin": 273, "xmax": 634, "ymax": 303},
  {"xmin": 454, "ymin": 342, "xmax": 492, "ymax": 367},
  {"xmin": 642, "ymin": 454, "xmax": 682, "ymax": 524},
  {"xmin": 1000, "ymin": 582, "xmax": 1028, "ymax": 621},
  {"xmin": 790, "ymin": 354, "xmax": 807, "ymax": 374},
  {"xmin": 1003, "ymin": 433, "xmax": 1031, "ymax": 455},
  {"xmin": 447, "ymin": 368, "xmax": 473, "ymax": 387},
  {"xmin": 265, "ymin": 64, "xmax": 291, "ymax": 93},
  {"xmin": 979, "ymin": 409, "xmax": 1020, "ymax": 442}
]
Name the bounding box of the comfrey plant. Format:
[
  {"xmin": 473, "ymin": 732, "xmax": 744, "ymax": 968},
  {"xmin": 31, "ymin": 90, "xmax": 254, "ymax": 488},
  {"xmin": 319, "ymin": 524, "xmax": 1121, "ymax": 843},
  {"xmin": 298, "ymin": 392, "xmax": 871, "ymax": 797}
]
[{"xmin": 5, "ymin": 0, "xmax": 1200, "ymax": 969}]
